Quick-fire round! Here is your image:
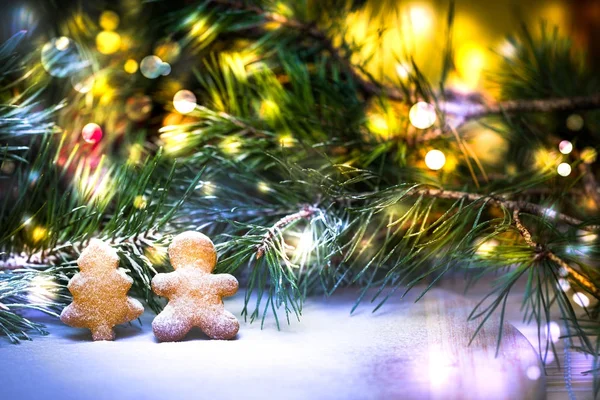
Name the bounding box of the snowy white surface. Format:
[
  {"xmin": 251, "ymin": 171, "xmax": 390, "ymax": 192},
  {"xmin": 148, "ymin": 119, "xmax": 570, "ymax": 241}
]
[{"xmin": 0, "ymin": 288, "xmax": 542, "ymax": 400}]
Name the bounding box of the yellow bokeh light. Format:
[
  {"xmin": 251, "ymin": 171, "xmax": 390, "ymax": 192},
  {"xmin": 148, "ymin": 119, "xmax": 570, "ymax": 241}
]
[
  {"xmin": 55, "ymin": 36, "xmax": 70, "ymax": 51},
  {"xmin": 31, "ymin": 226, "xmax": 48, "ymax": 243},
  {"xmin": 581, "ymin": 147, "xmax": 598, "ymax": 164},
  {"xmin": 124, "ymin": 59, "xmax": 139, "ymax": 74},
  {"xmin": 425, "ymin": 149, "xmax": 446, "ymax": 171},
  {"xmin": 476, "ymin": 238, "xmax": 499, "ymax": 256},
  {"xmin": 99, "ymin": 10, "xmax": 120, "ymax": 31},
  {"xmin": 533, "ymin": 148, "xmax": 561, "ymax": 171},
  {"xmin": 133, "ymin": 195, "xmax": 147, "ymax": 209},
  {"xmin": 278, "ymin": 135, "xmax": 295, "ymax": 148},
  {"xmin": 455, "ymin": 42, "xmax": 487, "ymax": 90},
  {"xmin": 220, "ymin": 137, "xmax": 242, "ymax": 154},
  {"xmin": 128, "ymin": 144, "xmax": 144, "ymax": 165},
  {"xmin": 408, "ymin": 5, "xmax": 434, "ymax": 36},
  {"xmin": 96, "ymin": 31, "xmax": 121, "ymax": 55}
]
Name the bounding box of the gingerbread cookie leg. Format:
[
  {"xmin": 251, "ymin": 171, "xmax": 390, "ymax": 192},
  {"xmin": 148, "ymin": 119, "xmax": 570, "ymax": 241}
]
[
  {"xmin": 91, "ymin": 325, "xmax": 115, "ymax": 341},
  {"xmin": 198, "ymin": 308, "xmax": 239, "ymax": 340},
  {"xmin": 152, "ymin": 305, "xmax": 192, "ymax": 342}
]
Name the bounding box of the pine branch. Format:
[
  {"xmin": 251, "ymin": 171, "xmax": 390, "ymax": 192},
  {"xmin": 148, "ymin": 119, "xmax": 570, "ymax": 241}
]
[
  {"xmin": 255, "ymin": 205, "xmax": 320, "ymax": 258},
  {"xmin": 411, "ymin": 187, "xmax": 599, "ymax": 231},
  {"xmin": 512, "ymin": 209, "xmax": 600, "ymax": 301}
]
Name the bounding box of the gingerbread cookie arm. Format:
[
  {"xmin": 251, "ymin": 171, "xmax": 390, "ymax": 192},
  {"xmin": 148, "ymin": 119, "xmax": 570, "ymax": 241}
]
[
  {"xmin": 211, "ymin": 274, "xmax": 239, "ymax": 297},
  {"xmin": 151, "ymin": 272, "xmax": 181, "ymax": 297}
]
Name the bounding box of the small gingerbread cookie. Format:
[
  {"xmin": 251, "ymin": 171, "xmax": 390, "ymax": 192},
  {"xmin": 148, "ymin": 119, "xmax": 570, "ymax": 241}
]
[
  {"xmin": 151, "ymin": 231, "xmax": 239, "ymax": 341},
  {"xmin": 60, "ymin": 239, "xmax": 144, "ymax": 341}
]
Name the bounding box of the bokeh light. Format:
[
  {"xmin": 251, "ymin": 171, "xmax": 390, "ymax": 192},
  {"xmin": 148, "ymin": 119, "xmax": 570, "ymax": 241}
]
[
  {"xmin": 99, "ymin": 10, "xmax": 120, "ymax": 31},
  {"xmin": 425, "ymin": 149, "xmax": 446, "ymax": 170},
  {"xmin": 566, "ymin": 114, "xmax": 584, "ymax": 131},
  {"xmin": 581, "ymin": 147, "xmax": 598, "ymax": 164},
  {"xmin": 573, "ymin": 292, "xmax": 590, "ymax": 308},
  {"xmin": 70, "ymin": 68, "xmax": 95, "ymax": 93},
  {"xmin": 409, "ymin": 102, "xmax": 436, "ymax": 129},
  {"xmin": 124, "ymin": 59, "xmax": 139, "ymax": 74},
  {"xmin": 173, "ymin": 90, "xmax": 197, "ymax": 114},
  {"xmin": 81, "ymin": 123, "xmax": 103, "ymax": 144},
  {"xmin": 140, "ymin": 55, "xmax": 169, "ymax": 79},
  {"xmin": 96, "ymin": 31, "xmax": 121, "ymax": 55},
  {"xmin": 557, "ymin": 162, "xmax": 571, "ymax": 177},
  {"xmin": 558, "ymin": 140, "xmax": 573, "ymax": 155}
]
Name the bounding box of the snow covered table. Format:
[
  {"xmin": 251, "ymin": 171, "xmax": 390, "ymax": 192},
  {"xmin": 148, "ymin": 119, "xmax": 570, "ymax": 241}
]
[{"xmin": 1, "ymin": 288, "xmax": 543, "ymax": 400}]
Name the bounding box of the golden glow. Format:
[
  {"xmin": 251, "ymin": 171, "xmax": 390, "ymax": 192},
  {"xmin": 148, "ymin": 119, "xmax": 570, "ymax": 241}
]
[
  {"xmin": 124, "ymin": 59, "xmax": 139, "ymax": 74},
  {"xmin": 127, "ymin": 144, "xmax": 144, "ymax": 165},
  {"xmin": 557, "ymin": 163, "xmax": 571, "ymax": 177},
  {"xmin": 409, "ymin": 102, "xmax": 436, "ymax": 129},
  {"xmin": 455, "ymin": 42, "xmax": 487, "ymax": 89},
  {"xmin": 161, "ymin": 131, "xmax": 191, "ymax": 155},
  {"xmin": 367, "ymin": 113, "xmax": 390, "ymax": 136},
  {"xmin": 533, "ymin": 148, "xmax": 561, "ymax": 171},
  {"xmin": 99, "ymin": 10, "xmax": 120, "ymax": 31},
  {"xmin": 476, "ymin": 238, "xmax": 499, "ymax": 256},
  {"xmin": 425, "ymin": 149, "xmax": 446, "ymax": 171},
  {"xmin": 173, "ymin": 90, "xmax": 197, "ymax": 114},
  {"xmin": 133, "ymin": 195, "xmax": 147, "ymax": 209},
  {"xmin": 408, "ymin": 5, "xmax": 434, "ymax": 36},
  {"xmin": 220, "ymin": 137, "xmax": 242, "ymax": 154},
  {"xmin": 278, "ymin": 134, "xmax": 295, "ymax": 148},
  {"xmin": 145, "ymin": 245, "xmax": 168, "ymax": 265},
  {"xmin": 31, "ymin": 226, "xmax": 48, "ymax": 243},
  {"xmin": 581, "ymin": 147, "xmax": 598, "ymax": 164},
  {"xmin": 259, "ymin": 99, "xmax": 280, "ymax": 121},
  {"xmin": 395, "ymin": 63, "xmax": 410, "ymax": 80},
  {"xmin": 96, "ymin": 31, "xmax": 121, "ymax": 55}
]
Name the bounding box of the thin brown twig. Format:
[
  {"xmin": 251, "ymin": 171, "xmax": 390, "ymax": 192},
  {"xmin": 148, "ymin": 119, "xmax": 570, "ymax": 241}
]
[
  {"xmin": 411, "ymin": 187, "xmax": 600, "ymax": 231},
  {"xmin": 255, "ymin": 205, "xmax": 319, "ymax": 259},
  {"xmin": 512, "ymin": 209, "xmax": 600, "ymax": 301}
]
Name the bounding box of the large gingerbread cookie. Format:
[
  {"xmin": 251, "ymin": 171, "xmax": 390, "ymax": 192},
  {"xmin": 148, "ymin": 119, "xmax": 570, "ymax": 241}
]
[
  {"xmin": 60, "ymin": 239, "xmax": 144, "ymax": 340},
  {"xmin": 151, "ymin": 231, "xmax": 239, "ymax": 341}
]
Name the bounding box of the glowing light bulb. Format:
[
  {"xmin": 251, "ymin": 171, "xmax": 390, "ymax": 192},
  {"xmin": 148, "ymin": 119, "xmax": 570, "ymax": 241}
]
[
  {"xmin": 96, "ymin": 31, "xmax": 121, "ymax": 55},
  {"xmin": 425, "ymin": 149, "xmax": 446, "ymax": 171},
  {"xmin": 124, "ymin": 59, "xmax": 138, "ymax": 74},
  {"xmin": 173, "ymin": 90, "xmax": 197, "ymax": 114},
  {"xmin": 558, "ymin": 140, "xmax": 573, "ymax": 155},
  {"xmin": 573, "ymin": 292, "xmax": 590, "ymax": 307},
  {"xmin": 409, "ymin": 102, "xmax": 436, "ymax": 129},
  {"xmin": 99, "ymin": 10, "xmax": 120, "ymax": 31},
  {"xmin": 557, "ymin": 162, "xmax": 571, "ymax": 177},
  {"xmin": 82, "ymin": 123, "xmax": 103, "ymax": 144}
]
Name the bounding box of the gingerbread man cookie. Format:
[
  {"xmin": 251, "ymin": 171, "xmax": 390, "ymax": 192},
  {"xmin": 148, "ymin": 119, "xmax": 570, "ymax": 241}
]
[
  {"xmin": 151, "ymin": 231, "xmax": 239, "ymax": 341},
  {"xmin": 60, "ymin": 239, "xmax": 144, "ymax": 341}
]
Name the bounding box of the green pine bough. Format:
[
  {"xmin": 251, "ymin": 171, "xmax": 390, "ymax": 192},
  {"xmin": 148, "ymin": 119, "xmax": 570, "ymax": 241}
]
[{"xmin": 1, "ymin": 0, "xmax": 600, "ymax": 395}]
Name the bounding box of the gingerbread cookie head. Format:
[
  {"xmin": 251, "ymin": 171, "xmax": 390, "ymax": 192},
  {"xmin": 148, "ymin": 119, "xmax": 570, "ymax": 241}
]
[
  {"xmin": 78, "ymin": 239, "xmax": 119, "ymax": 272},
  {"xmin": 168, "ymin": 231, "xmax": 217, "ymax": 273}
]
